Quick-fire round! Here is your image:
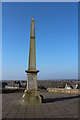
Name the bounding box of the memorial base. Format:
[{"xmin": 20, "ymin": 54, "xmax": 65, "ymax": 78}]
[{"xmin": 22, "ymin": 89, "xmax": 43, "ymax": 104}]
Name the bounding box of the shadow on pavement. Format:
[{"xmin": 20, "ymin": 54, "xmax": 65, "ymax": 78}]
[{"xmin": 44, "ymin": 95, "xmax": 80, "ymax": 103}]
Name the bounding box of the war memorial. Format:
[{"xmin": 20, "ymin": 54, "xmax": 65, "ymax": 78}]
[
  {"xmin": 2, "ymin": 18, "xmax": 79, "ymax": 119},
  {"xmin": 22, "ymin": 18, "xmax": 42, "ymax": 104}
]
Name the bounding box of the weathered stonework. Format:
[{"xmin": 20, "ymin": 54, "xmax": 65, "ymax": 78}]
[
  {"xmin": 22, "ymin": 18, "xmax": 42, "ymax": 104},
  {"xmin": 22, "ymin": 89, "xmax": 42, "ymax": 104},
  {"xmin": 27, "ymin": 73, "xmax": 37, "ymax": 90}
]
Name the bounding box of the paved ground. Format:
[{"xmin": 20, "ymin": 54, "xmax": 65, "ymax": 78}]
[{"xmin": 2, "ymin": 91, "xmax": 80, "ymax": 119}]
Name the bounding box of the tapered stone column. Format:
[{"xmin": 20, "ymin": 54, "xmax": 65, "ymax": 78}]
[
  {"xmin": 22, "ymin": 18, "xmax": 42, "ymax": 104},
  {"xmin": 25, "ymin": 18, "xmax": 39, "ymax": 91}
]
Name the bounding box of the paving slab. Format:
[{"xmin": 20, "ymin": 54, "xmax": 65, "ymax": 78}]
[{"xmin": 2, "ymin": 92, "xmax": 80, "ymax": 119}]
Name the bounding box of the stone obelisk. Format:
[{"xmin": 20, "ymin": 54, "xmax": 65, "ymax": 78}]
[
  {"xmin": 25, "ymin": 18, "xmax": 39, "ymax": 91},
  {"xmin": 22, "ymin": 18, "xmax": 42, "ymax": 104}
]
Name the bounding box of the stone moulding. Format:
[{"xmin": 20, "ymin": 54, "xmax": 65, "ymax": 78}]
[{"xmin": 25, "ymin": 69, "xmax": 39, "ymax": 73}]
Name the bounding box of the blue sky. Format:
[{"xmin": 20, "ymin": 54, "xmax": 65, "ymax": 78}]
[{"xmin": 2, "ymin": 2, "xmax": 78, "ymax": 80}]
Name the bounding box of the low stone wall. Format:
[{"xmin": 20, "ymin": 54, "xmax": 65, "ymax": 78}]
[
  {"xmin": 2, "ymin": 88, "xmax": 25, "ymax": 93},
  {"xmin": 47, "ymin": 88, "xmax": 80, "ymax": 94}
]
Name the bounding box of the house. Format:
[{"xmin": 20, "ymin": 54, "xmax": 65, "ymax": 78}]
[
  {"xmin": 65, "ymin": 84, "xmax": 73, "ymax": 89},
  {"xmin": 5, "ymin": 82, "xmax": 20, "ymax": 89},
  {"xmin": 65, "ymin": 84, "xmax": 78, "ymax": 89}
]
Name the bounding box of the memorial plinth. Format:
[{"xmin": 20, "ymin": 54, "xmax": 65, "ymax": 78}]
[{"xmin": 22, "ymin": 18, "xmax": 42, "ymax": 104}]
